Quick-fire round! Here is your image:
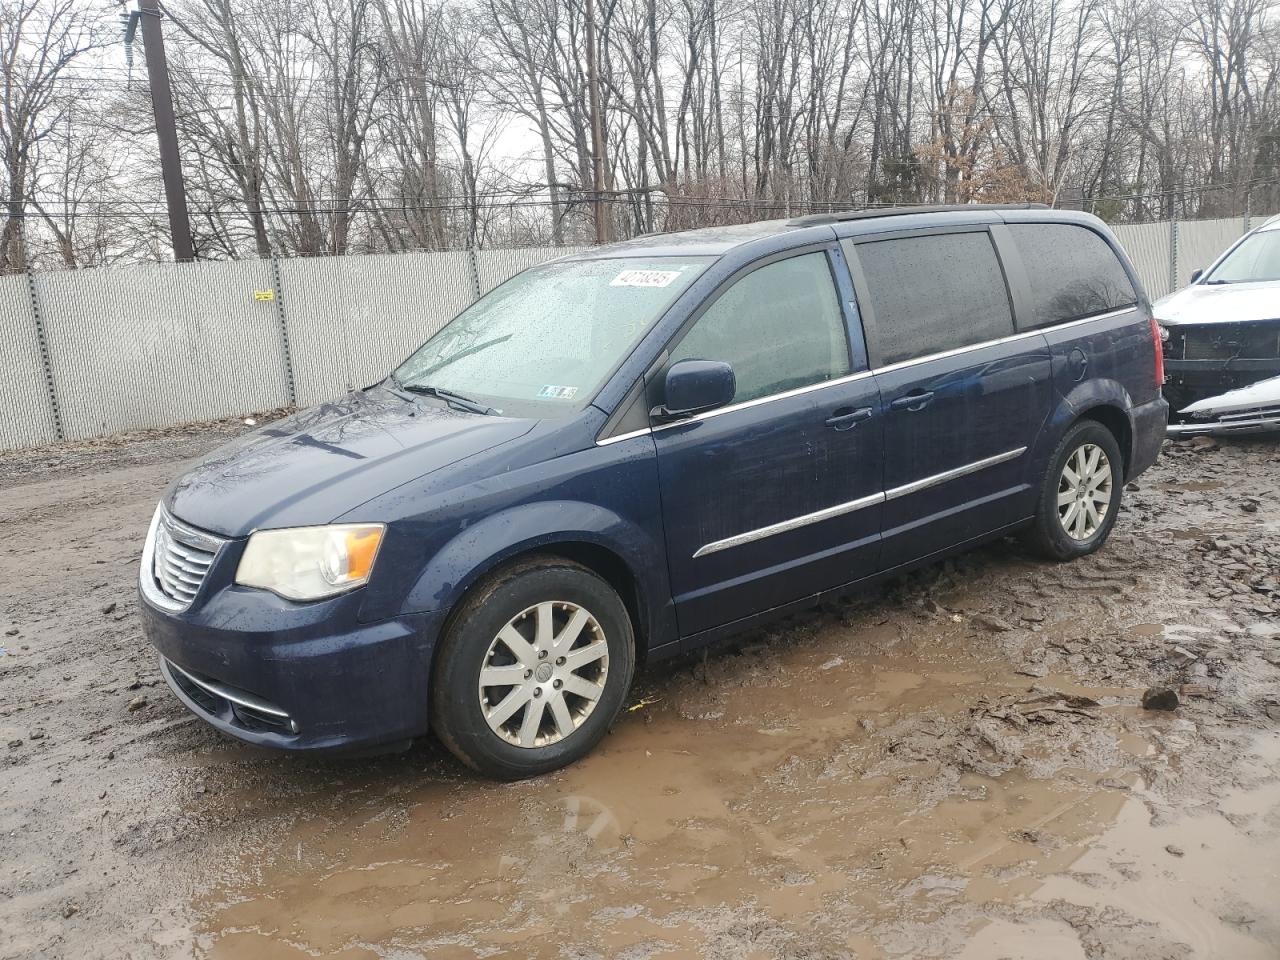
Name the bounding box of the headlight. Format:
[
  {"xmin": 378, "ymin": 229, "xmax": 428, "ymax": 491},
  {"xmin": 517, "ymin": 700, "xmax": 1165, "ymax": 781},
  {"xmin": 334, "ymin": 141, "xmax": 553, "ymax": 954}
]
[
  {"xmin": 236, "ymin": 524, "xmax": 385, "ymax": 601},
  {"xmin": 1156, "ymin": 322, "xmax": 1171, "ymax": 343}
]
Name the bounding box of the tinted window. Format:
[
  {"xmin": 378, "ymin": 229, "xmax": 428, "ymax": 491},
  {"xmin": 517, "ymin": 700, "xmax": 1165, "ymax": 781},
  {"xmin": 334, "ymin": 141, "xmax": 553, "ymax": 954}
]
[
  {"xmin": 853, "ymin": 232, "xmax": 1014, "ymax": 365},
  {"xmin": 669, "ymin": 252, "xmax": 851, "ymax": 404},
  {"xmin": 1011, "ymin": 224, "xmax": 1137, "ymax": 328}
]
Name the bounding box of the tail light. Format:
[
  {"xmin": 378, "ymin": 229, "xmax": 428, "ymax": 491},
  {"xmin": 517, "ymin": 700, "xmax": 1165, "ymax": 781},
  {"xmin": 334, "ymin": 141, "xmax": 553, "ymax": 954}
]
[{"xmin": 1149, "ymin": 315, "xmax": 1166, "ymax": 388}]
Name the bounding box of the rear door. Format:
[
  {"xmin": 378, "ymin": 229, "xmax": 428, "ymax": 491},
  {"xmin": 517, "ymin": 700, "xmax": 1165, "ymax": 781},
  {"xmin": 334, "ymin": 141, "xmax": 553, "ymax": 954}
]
[
  {"xmin": 651, "ymin": 247, "xmax": 884, "ymax": 638},
  {"xmin": 843, "ymin": 228, "xmax": 1054, "ymax": 568}
]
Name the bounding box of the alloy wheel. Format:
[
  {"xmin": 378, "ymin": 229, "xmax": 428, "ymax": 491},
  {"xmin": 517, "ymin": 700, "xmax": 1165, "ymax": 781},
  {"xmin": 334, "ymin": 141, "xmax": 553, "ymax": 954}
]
[
  {"xmin": 477, "ymin": 601, "xmax": 609, "ymax": 748},
  {"xmin": 1057, "ymin": 443, "xmax": 1113, "ymax": 541}
]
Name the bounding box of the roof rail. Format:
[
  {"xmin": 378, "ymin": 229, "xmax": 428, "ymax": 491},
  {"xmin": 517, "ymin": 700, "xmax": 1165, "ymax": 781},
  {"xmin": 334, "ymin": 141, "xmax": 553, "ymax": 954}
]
[{"xmin": 786, "ymin": 202, "xmax": 1051, "ymax": 227}]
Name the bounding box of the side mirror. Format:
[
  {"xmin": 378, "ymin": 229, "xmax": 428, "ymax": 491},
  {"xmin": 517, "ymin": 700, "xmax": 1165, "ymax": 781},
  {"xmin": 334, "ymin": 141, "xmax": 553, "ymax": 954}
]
[
  {"xmin": 656, "ymin": 359, "xmax": 736, "ymax": 419},
  {"xmin": 1190, "ymin": 268, "xmax": 1203, "ymax": 283}
]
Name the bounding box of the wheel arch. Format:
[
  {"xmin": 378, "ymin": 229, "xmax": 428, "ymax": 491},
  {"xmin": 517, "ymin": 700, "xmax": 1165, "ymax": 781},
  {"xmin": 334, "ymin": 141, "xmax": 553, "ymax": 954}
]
[
  {"xmin": 1075, "ymin": 404, "xmax": 1133, "ymax": 478},
  {"xmin": 471, "ymin": 541, "xmax": 652, "ymax": 665},
  {"xmin": 1040, "ymin": 379, "xmax": 1138, "ymax": 481},
  {"xmin": 403, "ymin": 500, "xmax": 675, "ymax": 663}
]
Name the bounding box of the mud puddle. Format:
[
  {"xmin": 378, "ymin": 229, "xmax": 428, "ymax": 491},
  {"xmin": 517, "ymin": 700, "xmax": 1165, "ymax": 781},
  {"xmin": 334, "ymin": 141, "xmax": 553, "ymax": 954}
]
[
  {"xmin": 189, "ymin": 622, "xmax": 1157, "ymax": 959},
  {"xmin": 961, "ymin": 731, "xmax": 1280, "ymax": 959}
]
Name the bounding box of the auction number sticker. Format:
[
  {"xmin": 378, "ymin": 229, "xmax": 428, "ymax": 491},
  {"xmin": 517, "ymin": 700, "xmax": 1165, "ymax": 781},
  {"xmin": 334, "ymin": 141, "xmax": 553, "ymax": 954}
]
[
  {"xmin": 610, "ymin": 269, "xmax": 683, "ymax": 288},
  {"xmin": 538, "ymin": 384, "xmax": 579, "ymax": 400}
]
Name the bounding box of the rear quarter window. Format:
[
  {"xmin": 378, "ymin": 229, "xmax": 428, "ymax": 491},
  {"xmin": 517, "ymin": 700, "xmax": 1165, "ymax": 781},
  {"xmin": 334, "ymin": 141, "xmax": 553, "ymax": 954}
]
[
  {"xmin": 852, "ymin": 231, "xmax": 1014, "ymax": 366},
  {"xmin": 1010, "ymin": 224, "xmax": 1137, "ymax": 329}
]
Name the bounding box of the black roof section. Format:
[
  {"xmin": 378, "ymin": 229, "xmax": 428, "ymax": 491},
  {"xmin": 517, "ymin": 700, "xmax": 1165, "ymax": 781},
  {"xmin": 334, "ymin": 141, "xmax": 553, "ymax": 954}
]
[
  {"xmin": 565, "ymin": 202, "xmax": 1057, "ymax": 260},
  {"xmin": 785, "ymin": 202, "xmax": 1050, "ymax": 227}
]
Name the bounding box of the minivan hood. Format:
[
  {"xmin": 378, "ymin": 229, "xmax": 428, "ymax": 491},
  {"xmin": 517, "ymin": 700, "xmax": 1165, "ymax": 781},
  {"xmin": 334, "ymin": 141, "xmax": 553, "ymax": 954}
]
[
  {"xmin": 166, "ymin": 387, "xmax": 536, "ymax": 537},
  {"xmin": 1154, "ymin": 282, "xmax": 1280, "ymax": 326}
]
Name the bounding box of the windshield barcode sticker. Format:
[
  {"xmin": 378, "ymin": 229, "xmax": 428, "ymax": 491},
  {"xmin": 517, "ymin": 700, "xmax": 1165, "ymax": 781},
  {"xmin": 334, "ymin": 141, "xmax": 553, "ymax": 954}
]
[
  {"xmin": 538, "ymin": 385, "xmax": 579, "ymax": 400},
  {"xmin": 610, "ymin": 269, "xmax": 683, "ymax": 288}
]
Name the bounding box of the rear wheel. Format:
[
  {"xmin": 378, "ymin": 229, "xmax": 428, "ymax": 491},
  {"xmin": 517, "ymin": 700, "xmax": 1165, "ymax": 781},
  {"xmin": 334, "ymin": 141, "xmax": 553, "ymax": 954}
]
[
  {"xmin": 1023, "ymin": 420, "xmax": 1124, "ymax": 561},
  {"xmin": 430, "ymin": 557, "xmax": 635, "ymax": 779}
]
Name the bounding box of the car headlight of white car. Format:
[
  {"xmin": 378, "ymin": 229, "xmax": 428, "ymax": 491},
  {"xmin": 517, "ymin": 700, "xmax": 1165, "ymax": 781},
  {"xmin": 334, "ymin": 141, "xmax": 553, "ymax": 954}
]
[{"xmin": 236, "ymin": 524, "xmax": 385, "ymax": 601}]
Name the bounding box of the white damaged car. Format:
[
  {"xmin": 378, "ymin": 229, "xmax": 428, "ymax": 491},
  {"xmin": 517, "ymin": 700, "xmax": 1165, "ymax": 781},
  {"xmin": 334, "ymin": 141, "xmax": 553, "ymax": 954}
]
[{"xmin": 1156, "ymin": 214, "xmax": 1280, "ymax": 435}]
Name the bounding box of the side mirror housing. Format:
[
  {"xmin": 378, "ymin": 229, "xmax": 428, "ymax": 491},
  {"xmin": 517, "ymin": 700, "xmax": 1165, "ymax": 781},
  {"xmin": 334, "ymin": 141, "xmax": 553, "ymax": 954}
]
[
  {"xmin": 1190, "ymin": 268, "xmax": 1203, "ymax": 283},
  {"xmin": 656, "ymin": 359, "xmax": 736, "ymax": 419}
]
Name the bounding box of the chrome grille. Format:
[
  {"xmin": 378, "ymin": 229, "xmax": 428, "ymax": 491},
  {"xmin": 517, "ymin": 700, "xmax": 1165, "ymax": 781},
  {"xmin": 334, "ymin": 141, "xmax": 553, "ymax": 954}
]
[{"xmin": 142, "ymin": 508, "xmax": 226, "ymax": 611}]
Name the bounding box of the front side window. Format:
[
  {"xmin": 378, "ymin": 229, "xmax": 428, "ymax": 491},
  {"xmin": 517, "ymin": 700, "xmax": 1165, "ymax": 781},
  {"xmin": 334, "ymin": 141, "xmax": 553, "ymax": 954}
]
[
  {"xmin": 853, "ymin": 232, "xmax": 1014, "ymax": 365},
  {"xmin": 1204, "ymin": 229, "xmax": 1280, "ymax": 284},
  {"xmin": 394, "ymin": 256, "xmax": 712, "ymax": 416},
  {"xmin": 1010, "ymin": 224, "xmax": 1137, "ymax": 328},
  {"xmin": 667, "ymin": 251, "xmax": 852, "ymax": 404}
]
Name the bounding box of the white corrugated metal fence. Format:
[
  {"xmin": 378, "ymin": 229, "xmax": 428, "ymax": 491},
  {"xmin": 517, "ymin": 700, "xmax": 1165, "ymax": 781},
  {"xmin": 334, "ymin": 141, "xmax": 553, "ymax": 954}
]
[{"xmin": 0, "ymin": 220, "xmax": 1258, "ymax": 451}]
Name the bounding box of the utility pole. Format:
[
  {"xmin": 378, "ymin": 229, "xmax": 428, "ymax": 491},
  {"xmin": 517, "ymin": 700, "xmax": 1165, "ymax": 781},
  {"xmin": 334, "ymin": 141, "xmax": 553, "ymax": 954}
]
[
  {"xmin": 584, "ymin": 0, "xmax": 608, "ymax": 245},
  {"xmin": 124, "ymin": 0, "xmax": 194, "ymax": 262}
]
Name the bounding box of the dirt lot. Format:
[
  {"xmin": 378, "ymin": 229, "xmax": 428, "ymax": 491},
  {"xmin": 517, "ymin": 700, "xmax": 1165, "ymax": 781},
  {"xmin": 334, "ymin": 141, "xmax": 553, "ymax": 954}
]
[{"xmin": 1, "ymin": 419, "xmax": 1278, "ymax": 960}]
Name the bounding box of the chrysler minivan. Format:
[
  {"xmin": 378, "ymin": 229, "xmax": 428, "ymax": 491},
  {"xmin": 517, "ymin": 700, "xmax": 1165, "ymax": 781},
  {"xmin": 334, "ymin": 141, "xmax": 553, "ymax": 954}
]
[{"xmin": 139, "ymin": 205, "xmax": 1167, "ymax": 779}]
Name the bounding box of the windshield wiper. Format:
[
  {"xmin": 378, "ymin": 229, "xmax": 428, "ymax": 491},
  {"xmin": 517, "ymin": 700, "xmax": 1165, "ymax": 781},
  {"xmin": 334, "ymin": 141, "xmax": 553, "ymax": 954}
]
[
  {"xmin": 399, "ymin": 381, "xmax": 498, "ymax": 416},
  {"xmin": 1203, "ymin": 278, "xmax": 1235, "ymax": 285},
  {"xmin": 415, "ymin": 334, "xmax": 513, "ymax": 380}
]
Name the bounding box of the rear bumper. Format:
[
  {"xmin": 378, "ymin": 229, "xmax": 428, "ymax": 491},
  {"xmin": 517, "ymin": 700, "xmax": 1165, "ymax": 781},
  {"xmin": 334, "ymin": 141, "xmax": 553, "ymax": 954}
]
[
  {"xmin": 1127, "ymin": 396, "xmax": 1168, "ymax": 479},
  {"xmin": 140, "ymin": 585, "xmax": 441, "ymax": 752}
]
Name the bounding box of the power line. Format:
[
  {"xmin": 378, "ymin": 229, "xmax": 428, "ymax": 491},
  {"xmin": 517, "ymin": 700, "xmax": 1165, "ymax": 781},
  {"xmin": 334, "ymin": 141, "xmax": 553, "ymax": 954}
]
[{"xmin": 8, "ymin": 173, "xmax": 1277, "ymax": 213}]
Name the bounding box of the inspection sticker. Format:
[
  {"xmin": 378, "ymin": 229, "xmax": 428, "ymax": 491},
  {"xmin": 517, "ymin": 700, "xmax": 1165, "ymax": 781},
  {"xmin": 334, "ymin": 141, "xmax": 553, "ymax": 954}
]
[
  {"xmin": 538, "ymin": 384, "xmax": 579, "ymax": 400},
  {"xmin": 610, "ymin": 269, "xmax": 682, "ymax": 288}
]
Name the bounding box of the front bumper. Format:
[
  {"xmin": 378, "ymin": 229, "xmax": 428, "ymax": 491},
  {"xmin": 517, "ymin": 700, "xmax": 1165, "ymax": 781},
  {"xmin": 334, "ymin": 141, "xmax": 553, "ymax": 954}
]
[
  {"xmin": 140, "ymin": 585, "xmax": 440, "ymax": 751},
  {"xmin": 1162, "ymin": 318, "xmax": 1280, "ymax": 424},
  {"xmin": 1167, "ymin": 416, "xmax": 1280, "ymax": 436},
  {"xmin": 1165, "ymin": 374, "xmax": 1280, "ymax": 436}
]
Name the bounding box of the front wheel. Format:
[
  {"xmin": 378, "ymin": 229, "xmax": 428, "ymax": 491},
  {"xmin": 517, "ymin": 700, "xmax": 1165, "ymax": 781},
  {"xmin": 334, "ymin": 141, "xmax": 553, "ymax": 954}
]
[
  {"xmin": 1022, "ymin": 420, "xmax": 1124, "ymax": 561},
  {"xmin": 430, "ymin": 557, "xmax": 636, "ymax": 780}
]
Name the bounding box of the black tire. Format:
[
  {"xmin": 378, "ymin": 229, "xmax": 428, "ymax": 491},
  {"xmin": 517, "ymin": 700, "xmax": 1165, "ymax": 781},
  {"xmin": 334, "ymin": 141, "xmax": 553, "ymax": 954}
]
[
  {"xmin": 429, "ymin": 556, "xmax": 636, "ymax": 780},
  {"xmin": 1022, "ymin": 420, "xmax": 1124, "ymax": 562}
]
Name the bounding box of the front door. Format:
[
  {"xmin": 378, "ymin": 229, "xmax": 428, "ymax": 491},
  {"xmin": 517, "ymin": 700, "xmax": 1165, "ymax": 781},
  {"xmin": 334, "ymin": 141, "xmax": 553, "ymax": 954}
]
[
  {"xmin": 651, "ymin": 249, "xmax": 884, "ymax": 638},
  {"xmin": 845, "ymin": 229, "xmax": 1054, "ymax": 568}
]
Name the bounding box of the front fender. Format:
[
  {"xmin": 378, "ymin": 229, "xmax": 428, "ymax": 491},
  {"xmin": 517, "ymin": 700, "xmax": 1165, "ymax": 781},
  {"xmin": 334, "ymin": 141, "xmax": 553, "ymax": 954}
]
[{"xmin": 401, "ymin": 499, "xmax": 676, "ymax": 652}]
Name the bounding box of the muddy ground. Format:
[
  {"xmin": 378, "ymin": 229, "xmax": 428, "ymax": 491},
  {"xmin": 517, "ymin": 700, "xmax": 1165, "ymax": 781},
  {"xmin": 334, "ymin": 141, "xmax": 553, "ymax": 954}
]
[{"xmin": 1, "ymin": 418, "xmax": 1278, "ymax": 960}]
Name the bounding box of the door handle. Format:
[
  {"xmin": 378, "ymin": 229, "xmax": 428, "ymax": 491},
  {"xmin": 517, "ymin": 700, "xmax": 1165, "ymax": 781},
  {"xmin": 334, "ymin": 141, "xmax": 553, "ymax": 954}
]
[
  {"xmin": 889, "ymin": 390, "xmax": 935, "ymax": 412},
  {"xmin": 825, "ymin": 406, "xmax": 873, "ymax": 431}
]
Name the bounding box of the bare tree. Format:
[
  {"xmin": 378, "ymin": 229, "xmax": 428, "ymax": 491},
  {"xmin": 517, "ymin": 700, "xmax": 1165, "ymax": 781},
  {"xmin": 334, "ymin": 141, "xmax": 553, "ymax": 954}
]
[{"xmin": 0, "ymin": 0, "xmax": 98, "ymax": 272}]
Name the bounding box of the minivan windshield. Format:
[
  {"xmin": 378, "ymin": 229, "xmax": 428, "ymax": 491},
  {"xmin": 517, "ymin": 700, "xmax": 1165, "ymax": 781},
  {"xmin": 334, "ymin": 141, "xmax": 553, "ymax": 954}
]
[
  {"xmin": 1203, "ymin": 229, "xmax": 1280, "ymax": 284},
  {"xmin": 393, "ymin": 256, "xmax": 712, "ymax": 416}
]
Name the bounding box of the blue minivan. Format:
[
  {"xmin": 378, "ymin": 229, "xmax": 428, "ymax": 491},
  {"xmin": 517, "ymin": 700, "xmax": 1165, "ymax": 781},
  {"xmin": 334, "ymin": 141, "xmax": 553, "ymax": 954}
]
[{"xmin": 139, "ymin": 206, "xmax": 1167, "ymax": 778}]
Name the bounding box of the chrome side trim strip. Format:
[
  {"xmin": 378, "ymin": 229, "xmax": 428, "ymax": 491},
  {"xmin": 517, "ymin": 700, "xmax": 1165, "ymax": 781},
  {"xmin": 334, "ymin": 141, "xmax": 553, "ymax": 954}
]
[
  {"xmin": 641, "ymin": 370, "xmax": 876, "ymax": 440},
  {"xmin": 874, "ymin": 328, "xmax": 1044, "ymax": 376},
  {"xmin": 596, "ymin": 426, "xmax": 653, "ymax": 446},
  {"xmin": 883, "ymin": 446, "xmax": 1027, "ymax": 501},
  {"xmin": 164, "ymin": 658, "xmax": 291, "ymax": 718},
  {"xmin": 690, "ymin": 446, "xmax": 1028, "ymax": 558},
  {"xmin": 873, "ymin": 307, "xmax": 1136, "ymax": 377},
  {"xmin": 596, "ymin": 306, "xmax": 1136, "ymax": 446},
  {"xmin": 692, "ymin": 491, "xmax": 885, "ymax": 558}
]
